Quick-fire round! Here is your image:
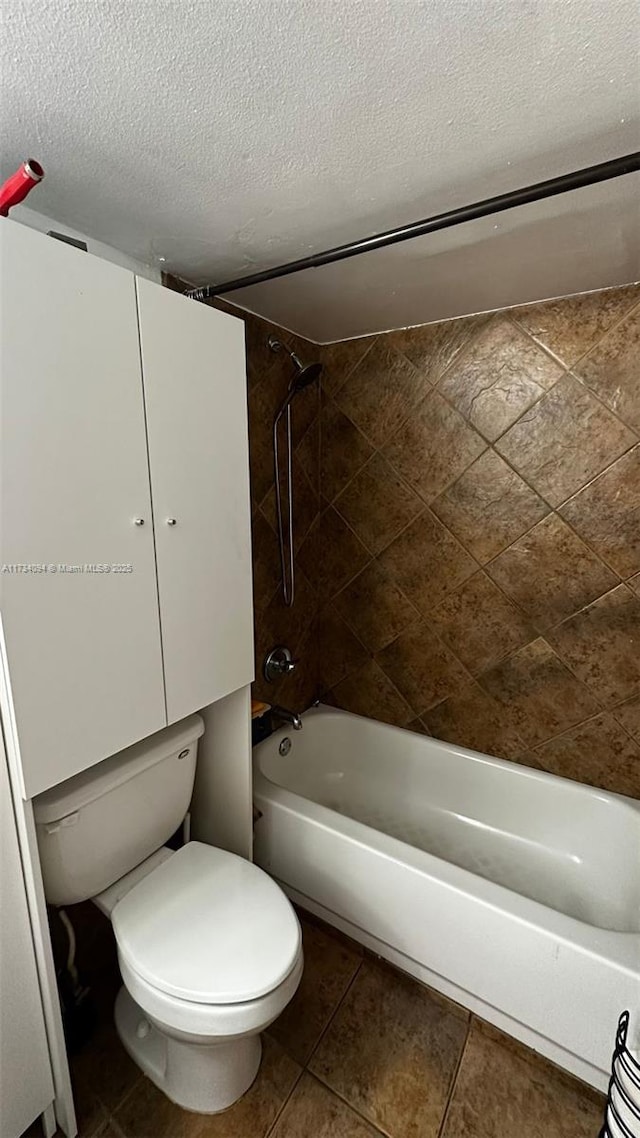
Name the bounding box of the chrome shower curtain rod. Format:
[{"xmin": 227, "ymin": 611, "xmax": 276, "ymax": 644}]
[{"xmin": 187, "ymin": 152, "xmax": 640, "ymax": 301}]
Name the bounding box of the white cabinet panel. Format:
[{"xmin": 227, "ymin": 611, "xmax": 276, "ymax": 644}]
[
  {"xmin": 136, "ymin": 279, "xmax": 254, "ymax": 723},
  {"xmin": 1, "ymin": 735, "xmax": 55, "ymax": 1137},
  {"xmin": 0, "ymin": 222, "xmax": 166, "ymax": 797}
]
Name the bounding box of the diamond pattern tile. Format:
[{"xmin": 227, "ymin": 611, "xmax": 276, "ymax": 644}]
[
  {"xmin": 573, "ymin": 302, "xmax": 640, "ymax": 432},
  {"xmin": 335, "ymin": 339, "xmax": 426, "ymax": 447},
  {"xmin": 486, "ymin": 513, "xmax": 618, "ymax": 631},
  {"xmin": 478, "ymin": 637, "xmax": 600, "ymax": 747},
  {"xmin": 319, "ymin": 399, "xmax": 374, "ymax": 502},
  {"xmin": 384, "ymin": 389, "xmax": 487, "ymax": 503},
  {"xmin": 532, "ymin": 712, "xmax": 640, "ymax": 797},
  {"xmin": 513, "ymin": 285, "xmax": 640, "ymax": 368},
  {"xmin": 385, "ymin": 312, "xmax": 489, "ymax": 381},
  {"xmin": 376, "ymin": 619, "xmax": 469, "ymax": 714},
  {"xmin": 559, "ymin": 444, "xmax": 640, "ymax": 579},
  {"xmin": 429, "ymin": 572, "xmax": 536, "ymax": 673},
  {"xmin": 438, "ymin": 317, "xmax": 563, "ymax": 441},
  {"xmin": 241, "ymin": 284, "xmax": 640, "ymax": 804},
  {"xmin": 547, "ymin": 584, "xmax": 640, "ymax": 707},
  {"xmin": 379, "ymin": 511, "xmax": 478, "ymax": 613},
  {"xmin": 495, "ymin": 373, "xmax": 636, "ymax": 507},
  {"xmin": 334, "ymin": 452, "xmax": 423, "ymax": 555},
  {"xmin": 423, "ymin": 679, "xmax": 526, "ymax": 761},
  {"xmin": 431, "ymin": 449, "xmax": 549, "ymax": 564},
  {"xmin": 331, "ymin": 658, "xmax": 414, "ymax": 726},
  {"xmin": 333, "ymin": 559, "xmax": 419, "ymax": 653}
]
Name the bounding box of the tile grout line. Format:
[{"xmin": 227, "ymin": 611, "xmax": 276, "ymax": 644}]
[
  {"xmin": 327, "ymin": 625, "xmax": 610, "ymax": 776},
  {"xmin": 305, "ymin": 955, "xmax": 365, "ymax": 1066},
  {"xmin": 318, "ymin": 336, "xmax": 380, "ymax": 400},
  {"xmin": 328, "ymin": 306, "xmax": 638, "ymax": 543},
  {"xmin": 264, "ymin": 956, "xmax": 368, "ymax": 1138},
  {"xmin": 320, "ymin": 335, "xmax": 578, "ymax": 611},
  {"xmin": 276, "ymin": 285, "xmax": 637, "ymax": 530},
  {"xmin": 510, "ymin": 291, "xmax": 640, "ymax": 376},
  {"xmin": 389, "ymin": 320, "xmax": 490, "ymax": 390},
  {"xmin": 98, "ymin": 1079, "xmax": 142, "ymax": 1136},
  {"xmin": 302, "ymin": 1071, "xmax": 393, "ymax": 1138},
  {"xmin": 330, "ymin": 376, "xmax": 636, "ymax": 613},
  {"xmin": 278, "ymin": 289, "xmax": 638, "ymax": 776},
  {"xmin": 263, "ymin": 1063, "xmax": 306, "ymax": 1138},
  {"xmin": 103, "ymin": 1113, "xmax": 128, "ymax": 1138},
  {"xmin": 325, "ymin": 567, "xmax": 633, "ymax": 759},
  {"xmin": 323, "ymin": 505, "xmax": 504, "ymax": 725},
  {"xmin": 330, "ymin": 454, "xmax": 423, "ymax": 561},
  {"xmin": 278, "ymin": 394, "xmax": 636, "ymax": 733},
  {"xmin": 435, "ymin": 1014, "xmax": 472, "ymax": 1138},
  {"xmin": 389, "ymin": 367, "xmax": 637, "ymax": 536},
  {"xmin": 322, "ymin": 374, "xmax": 637, "ymax": 742}
]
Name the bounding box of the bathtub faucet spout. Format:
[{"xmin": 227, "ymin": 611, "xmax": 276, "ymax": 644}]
[{"xmin": 271, "ymin": 705, "xmax": 303, "ymax": 731}]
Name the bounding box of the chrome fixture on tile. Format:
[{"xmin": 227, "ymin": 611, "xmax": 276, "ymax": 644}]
[
  {"xmin": 263, "ymin": 645, "xmax": 297, "ymax": 684},
  {"xmin": 269, "ymin": 337, "xmax": 322, "ymax": 607},
  {"xmin": 271, "ymin": 705, "xmax": 303, "ymax": 731}
]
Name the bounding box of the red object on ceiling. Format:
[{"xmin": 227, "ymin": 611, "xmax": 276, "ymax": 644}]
[{"xmin": 0, "ymin": 159, "xmax": 45, "ymax": 217}]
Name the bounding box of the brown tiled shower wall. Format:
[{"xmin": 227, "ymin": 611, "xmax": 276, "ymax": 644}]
[
  {"xmin": 169, "ymin": 276, "xmax": 640, "ymax": 798},
  {"xmin": 244, "ymin": 284, "xmax": 637, "ymax": 801},
  {"xmin": 308, "ymin": 284, "xmax": 640, "ymax": 798}
]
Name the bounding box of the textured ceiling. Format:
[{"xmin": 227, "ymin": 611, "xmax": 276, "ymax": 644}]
[{"xmin": 1, "ymin": 0, "xmax": 639, "ymax": 341}]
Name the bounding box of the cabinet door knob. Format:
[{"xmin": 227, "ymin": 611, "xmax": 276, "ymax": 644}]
[
  {"xmin": 166, "ymin": 518, "xmax": 177, "ymax": 526},
  {"xmin": 133, "ymin": 517, "xmax": 145, "ymax": 526}
]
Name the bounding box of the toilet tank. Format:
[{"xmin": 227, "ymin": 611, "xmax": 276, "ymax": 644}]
[{"xmin": 33, "ymin": 715, "xmax": 204, "ymax": 906}]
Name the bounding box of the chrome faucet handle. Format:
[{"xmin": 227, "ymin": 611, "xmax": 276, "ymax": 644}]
[{"xmin": 264, "ymin": 646, "xmax": 298, "ymax": 683}]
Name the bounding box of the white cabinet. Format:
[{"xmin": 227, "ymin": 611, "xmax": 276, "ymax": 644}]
[
  {"xmin": 136, "ymin": 279, "xmax": 253, "ymax": 723},
  {"xmin": 1, "ymin": 735, "xmax": 55, "ymax": 1137},
  {"xmin": 1, "ymin": 222, "xmax": 254, "ymax": 798},
  {"xmin": 1, "ymin": 222, "xmax": 166, "ymax": 797}
]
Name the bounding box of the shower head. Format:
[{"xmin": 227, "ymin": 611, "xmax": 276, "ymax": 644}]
[
  {"xmin": 291, "ymin": 359, "xmax": 322, "ymax": 390},
  {"xmin": 268, "ymin": 336, "xmax": 322, "ymax": 391}
]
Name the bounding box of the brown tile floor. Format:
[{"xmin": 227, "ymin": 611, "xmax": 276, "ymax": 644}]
[{"xmin": 33, "ymin": 909, "xmax": 607, "ymax": 1138}]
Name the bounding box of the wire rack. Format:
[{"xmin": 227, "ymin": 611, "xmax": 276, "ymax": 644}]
[{"xmin": 600, "ymin": 1012, "xmax": 640, "ymax": 1138}]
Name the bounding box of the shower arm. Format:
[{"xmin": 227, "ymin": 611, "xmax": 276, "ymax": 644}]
[{"xmin": 186, "ymin": 152, "xmax": 640, "ymax": 301}]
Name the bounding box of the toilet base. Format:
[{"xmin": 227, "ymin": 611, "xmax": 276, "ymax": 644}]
[{"xmin": 114, "ymin": 986, "xmax": 262, "ymax": 1114}]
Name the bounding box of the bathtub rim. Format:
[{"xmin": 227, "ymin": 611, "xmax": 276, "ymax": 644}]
[
  {"xmin": 253, "ymin": 706, "xmax": 640, "ymax": 952},
  {"xmin": 260, "ymin": 704, "xmax": 640, "ymax": 817}
]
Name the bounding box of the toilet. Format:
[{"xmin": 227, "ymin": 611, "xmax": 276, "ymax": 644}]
[{"xmin": 33, "ymin": 715, "xmax": 303, "ymax": 1114}]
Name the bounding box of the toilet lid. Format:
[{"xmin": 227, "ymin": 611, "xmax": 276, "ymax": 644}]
[{"xmin": 111, "ymin": 842, "xmax": 301, "ymax": 1005}]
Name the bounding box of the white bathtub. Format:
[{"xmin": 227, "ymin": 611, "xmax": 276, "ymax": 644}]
[{"xmin": 253, "ymin": 706, "xmax": 640, "ymax": 1092}]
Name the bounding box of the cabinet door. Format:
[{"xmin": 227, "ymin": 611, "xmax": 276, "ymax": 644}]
[
  {"xmin": 0, "ymin": 222, "xmax": 166, "ymax": 797},
  {"xmin": 136, "ymin": 279, "xmax": 254, "ymax": 723},
  {"xmin": 1, "ymin": 734, "xmax": 55, "ymax": 1137}
]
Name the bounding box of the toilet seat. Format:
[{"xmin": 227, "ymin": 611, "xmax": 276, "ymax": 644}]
[
  {"xmin": 112, "ymin": 841, "xmax": 301, "ymax": 1006},
  {"xmin": 119, "ymin": 947, "xmax": 304, "ymax": 1041}
]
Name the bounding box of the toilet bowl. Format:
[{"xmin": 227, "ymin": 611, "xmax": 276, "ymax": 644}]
[
  {"xmin": 115, "ymin": 953, "xmax": 303, "ymax": 1113},
  {"xmin": 33, "ymin": 716, "xmax": 303, "ymax": 1114},
  {"xmin": 96, "ymin": 840, "xmax": 303, "ymax": 1113}
]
